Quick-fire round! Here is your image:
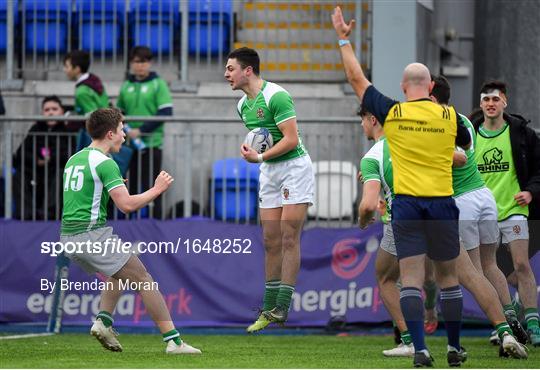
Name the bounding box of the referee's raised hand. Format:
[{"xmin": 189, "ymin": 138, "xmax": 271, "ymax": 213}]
[{"xmin": 331, "ymin": 6, "xmax": 355, "ymax": 38}]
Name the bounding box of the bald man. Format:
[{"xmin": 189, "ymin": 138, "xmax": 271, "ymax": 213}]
[{"xmin": 332, "ymin": 7, "xmax": 471, "ymax": 368}]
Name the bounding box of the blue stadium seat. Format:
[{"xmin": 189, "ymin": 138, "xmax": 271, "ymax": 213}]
[
  {"xmin": 24, "ymin": 0, "xmax": 70, "ymax": 53},
  {"xmin": 188, "ymin": 0, "xmax": 232, "ymax": 56},
  {"xmin": 0, "ymin": 0, "xmax": 18, "ymax": 53},
  {"xmin": 75, "ymin": 0, "xmax": 124, "ymax": 53},
  {"xmin": 130, "ymin": 0, "xmax": 179, "ymax": 55},
  {"xmin": 212, "ymin": 158, "xmax": 259, "ymax": 221}
]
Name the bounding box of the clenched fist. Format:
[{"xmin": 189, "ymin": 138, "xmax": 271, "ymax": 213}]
[{"xmin": 154, "ymin": 171, "xmax": 174, "ymax": 193}]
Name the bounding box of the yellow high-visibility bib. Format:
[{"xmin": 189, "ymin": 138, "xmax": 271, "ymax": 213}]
[{"xmin": 383, "ymin": 100, "xmax": 458, "ymax": 197}]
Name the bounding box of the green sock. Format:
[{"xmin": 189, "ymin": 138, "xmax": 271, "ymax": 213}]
[
  {"xmin": 263, "ymin": 280, "xmax": 281, "ymax": 311},
  {"xmin": 423, "ymin": 280, "xmax": 438, "ymax": 310},
  {"xmin": 401, "ymin": 330, "xmax": 413, "ymax": 345},
  {"xmin": 503, "ymin": 303, "xmax": 518, "ymax": 320},
  {"xmin": 495, "ymin": 322, "xmax": 513, "ymax": 340},
  {"xmin": 162, "ymin": 329, "xmax": 182, "ymax": 345},
  {"xmin": 511, "ymin": 297, "xmax": 523, "ymax": 317},
  {"xmin": 524, "ymin": 308, "xmax": 540, "ymax": 329},
  {"xmin": 96, "ymin": 311, "xmax": 114, "ymax": 328},
  {"xmin": 276, "ymin": 284, "xmax": 295, "ymax": 311}
]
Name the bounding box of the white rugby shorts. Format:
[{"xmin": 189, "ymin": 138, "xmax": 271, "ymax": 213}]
[
  {"xmin": 499, "ymin": 215, "xmax": 529, "ymax": 244},
  {"xmin": 454, "ymin": 187, "xmax": 499, "ymax": 250},
  {"xmin": 380, "ymin": 223, "xmax": 397, "ymax": 256},
  {"xmin": 259, "ymin": 155, "xmax": 314, "ymax": 208}
]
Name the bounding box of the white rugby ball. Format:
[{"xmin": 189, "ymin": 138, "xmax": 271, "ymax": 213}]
[{"xmin": 244, "ymin": 127, "xmax": 273, "ymax": 154}]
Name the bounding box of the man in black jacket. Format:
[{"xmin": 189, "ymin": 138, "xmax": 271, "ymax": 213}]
[{"xmin": 471, "ymin": 80, "xmax": 540, "ymax": 346}]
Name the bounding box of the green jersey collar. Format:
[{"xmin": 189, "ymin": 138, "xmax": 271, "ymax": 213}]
[
  {"xmin": 245, "ymin": 80, "xmax": 267, "ymax": 108},
  {"xmin": 479, "ymin": 122, "xmax": 508, "ymax": 138},
  {"xmin": 86, "ymin": 146, "xmax": 106, "ymax": 155}
]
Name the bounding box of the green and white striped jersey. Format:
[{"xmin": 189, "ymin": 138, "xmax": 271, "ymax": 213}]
[
  {"xmin": 237, "ymin": 80, "xmax": 307, "ymax": 163},
  {"xmin": 360, "ymin": 137, "xmax": 393, "ymax": 223},
  {"xmin": 452, "ymin": 114, "xmax": 485, "ymax": 197},
  {"xmin": 61, "ymin": 147, "xmax": 125, "ymax": 235}
]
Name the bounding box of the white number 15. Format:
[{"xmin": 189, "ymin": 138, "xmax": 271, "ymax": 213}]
[{"xmin": 64, "ymin": 165, "xmax": 85, "ymax": 191}]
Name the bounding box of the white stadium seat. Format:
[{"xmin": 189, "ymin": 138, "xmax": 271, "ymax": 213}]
[{"xmin": 308, "ymin": 160, "xmax": 358, "ymax": 220}]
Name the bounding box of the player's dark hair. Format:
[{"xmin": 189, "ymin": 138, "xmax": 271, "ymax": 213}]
[
  {"xmin": 431, "ymin": 75, "xmax": 451, "ymax": 105},
  {"xmin": 63, "ymin": 50, "xmax": 90, "ymax": 73},
  {"xmin": 480, "ymin": 80, "xmax": 507, "ymax": 96},
  {"xmin": 227, "ymin": 47, "xmax": 260, "ymax": 75},
  {"xmin": 41, "ymin": 95, "xmax": 63, "ymax": 110},
  {"xmin": 129, "ymin": 46, "xmax": 153, "ymax": 62},
  {"xmin": 357, "ymin": 106, "xmax": 373, "ymax": 117},
  {"xmin": 86, "ymin": 108, "xmax": 123, "ymax": 140}
]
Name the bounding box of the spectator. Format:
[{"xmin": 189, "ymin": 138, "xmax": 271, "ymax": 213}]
[
  {"xmin": 63, "ymin": 50, "xmax": 132, "ymax": 178},
  {"xmin": 63, "ymin": 50, "xmax": 110, "ymax": 116},
  {"xmin": 12, "ymin": 96, "xmax": 76, "ymax": 220},
  {"xmin": 117, "ymin": 46, "xmax": 173, "ymax": 218}
]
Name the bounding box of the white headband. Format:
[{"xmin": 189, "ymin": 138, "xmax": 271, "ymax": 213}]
[{"xmin": 480, "ymin": 89, "xmax": 507, "ymax": 107}]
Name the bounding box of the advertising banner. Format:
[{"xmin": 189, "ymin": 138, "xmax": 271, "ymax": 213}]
[{"xmin": 1, "ymin": 219, "xmax": 539, "ymax": 327}]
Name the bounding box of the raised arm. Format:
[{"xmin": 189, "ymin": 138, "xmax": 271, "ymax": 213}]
[
  {"xmin": 332, "ymin": 6, "xmax": 372, "ymax": 101},
  {"xmin": 110, "ymin": 171, "xmax": 173, "ymax": 214}
]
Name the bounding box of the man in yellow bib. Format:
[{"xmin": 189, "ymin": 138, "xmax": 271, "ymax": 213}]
[
  {"xmin": 471, "ymin": 80, "xmax": 540, "ymax": 347},
  {"xmin": 332, "ymin": 7, "xmax": 470, "ymax": 367}
]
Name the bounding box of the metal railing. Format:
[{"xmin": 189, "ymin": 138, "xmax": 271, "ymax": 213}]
[
  {"xmin": 1, "ymin": 115, "xmax": 367, "ymax": 227},
  {"xmin": 1, "ymin": 0, "xmax": 370, "ymax": 83}
]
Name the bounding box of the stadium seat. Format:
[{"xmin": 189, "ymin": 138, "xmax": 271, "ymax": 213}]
[
  {"xmin": 188, "ymin": 0, "xmax": 232, "ymax": 56},
  {"xmin": 307, "ymin": 161, "xmax": 358, "ymax": 220},
  {"xmin": 75, "ymin": 0, "xmax": 125, "ymax": 53},
  {"xmin": 212, "ymin": 158, "xmax": 259, "ymax": 221},
  {"xmin": 24, "ymin": 0, "xmax": 70, "ymax": 53},
  {"xmin": 130, "ymin": 0, "xmax": 179, "ymax": 55},
  {"xmin": 0, "ymin": 0, "xmax": 18, "ymax": 53}
]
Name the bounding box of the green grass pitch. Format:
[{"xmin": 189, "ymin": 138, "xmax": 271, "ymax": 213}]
[{"xmin": 1, "ymin": 333, "xmax": 537, "ymax": 368}]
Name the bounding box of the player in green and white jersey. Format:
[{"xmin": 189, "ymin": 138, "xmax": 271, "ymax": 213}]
[
  {"xmin": 358, "ymin": 107, "xmax": 415, "ymax": 357},
  {"xmin": 225, "ymin": 47, "xmax": 314, "ymax": 332},
  {"xmin": 430, "ymin": 76, "xmax": 529, "ymax": 346},
  {"xmin": 358, "ymin": 105, "xmax": 527, "ymax": 359},
  {"xmin": 60, "ymin": 108, "xmax": 200, "ymax": 355},
  {"xmin": 359, "ymin": 107, "xmax": 439, "ymax": 356}
]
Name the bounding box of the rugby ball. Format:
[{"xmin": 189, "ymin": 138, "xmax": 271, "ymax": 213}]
[{"xmin": 244, "ymin": 128, "xmax": 273, "ymax": 154}]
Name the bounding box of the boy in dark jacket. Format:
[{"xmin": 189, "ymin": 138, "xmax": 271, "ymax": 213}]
[
  {"xmin": 471, "ymin": 80, "xmax": 540, "ymax": 346},
  {"xmin": 13, "ymin": 96, "xmax": 76, "ymax": 220}
]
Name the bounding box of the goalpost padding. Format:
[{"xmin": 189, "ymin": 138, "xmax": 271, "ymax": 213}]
[{"xmin": 46, "ymin": 253, "xmax": 70, "ymax": 334}]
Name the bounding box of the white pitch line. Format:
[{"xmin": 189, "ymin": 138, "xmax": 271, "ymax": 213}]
[{"xmin": 0, "ymin": 333, "xmax": 54, "ymax": 340}]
